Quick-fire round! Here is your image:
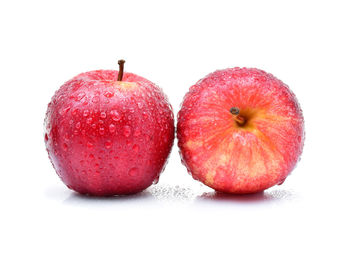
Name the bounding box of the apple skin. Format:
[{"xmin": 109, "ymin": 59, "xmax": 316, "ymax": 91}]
[
  {"xmin": 177, "ymin": 68, "xmax": 304, "ymax": 194},
  {"xmin": 44, "ymin": 70, "xmax": 174, "ymax": 196}
]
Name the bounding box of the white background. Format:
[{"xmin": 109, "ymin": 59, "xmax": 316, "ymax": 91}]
[{"xmin": 1, "ymin": 0, "xmax": 349, "ymax": 260}]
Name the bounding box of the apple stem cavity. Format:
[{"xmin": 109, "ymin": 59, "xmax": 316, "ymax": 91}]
[
  {"xmin": 230, "ymin": 107, "xmax": 246, "ymax": 126},
  {"xmin": 117, "ymin": 59, "xmax": 125, "ymax": 81}
]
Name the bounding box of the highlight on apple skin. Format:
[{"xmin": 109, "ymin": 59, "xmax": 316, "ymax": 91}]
[
  {"xmin": 177, "ymin": 68, "xmax": 304, "ymax": 194},
  {"xmin": 44, "ymin": 61, "xmax": 175, "ymax": 196}
]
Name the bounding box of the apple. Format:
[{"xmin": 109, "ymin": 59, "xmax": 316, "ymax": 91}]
[
  {"xmin": 177, "ymin": 68, "xmax": 304, "ymax": 194},
  {"xmin": 44, "ymin": 60, "xmax": 175, "ymax": 196}
]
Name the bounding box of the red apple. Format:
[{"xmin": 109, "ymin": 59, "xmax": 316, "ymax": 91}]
[
  {"xmin": 44, "ymin": 60, "xmax": 174, "ymax": 196},
  {"xmin": 177, "ymin": 68, "xmax": 304, "ymax": 194}
]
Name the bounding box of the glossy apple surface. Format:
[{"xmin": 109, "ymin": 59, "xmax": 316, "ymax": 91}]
[
  {"xmin": 45, "ymin": 69, "xmax": 174, "ymax": 196},
  {"xmin": 177, "ymin": 68, "xmax": 304, "ymax": 194}
]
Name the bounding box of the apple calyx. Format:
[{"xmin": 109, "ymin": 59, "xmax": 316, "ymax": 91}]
[
  {"xmin": 230, "ymin": 107, "xmax": 246, "ymax": 126},
  {"xmin": 117, "ymin": 59, "xmax": 125, "ymax": 81}
]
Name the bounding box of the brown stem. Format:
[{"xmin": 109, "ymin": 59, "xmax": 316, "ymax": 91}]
[
  {"xmin": 230, "ymin": 107, "xmax": 245, "ymax": 126},
  {"xmin": 117, "ymin": 59, "xmax": 125, "ymax": 81}
]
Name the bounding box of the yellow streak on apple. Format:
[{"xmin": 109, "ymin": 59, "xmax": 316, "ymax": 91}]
[
  {"xmin": 114, "ymin": 81, "xmax": 139, "ymax": 90},
  {"xmin": 184, "ymin": 109, "xmax": 289, "ymax": 190}
]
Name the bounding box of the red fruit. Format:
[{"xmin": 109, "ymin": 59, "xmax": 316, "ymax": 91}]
[
  {"xmin": 45, "ymin": 61, "xmax": 174, "ymax": 196},
  {"xmin": 177, "ymin": 68, "xmax": 304, "ymax": 194}
]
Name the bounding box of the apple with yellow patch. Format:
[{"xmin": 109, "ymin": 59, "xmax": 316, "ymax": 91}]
[{"xmin": 177, "ymin": 68, "xmax": 304, "ymax": 194}]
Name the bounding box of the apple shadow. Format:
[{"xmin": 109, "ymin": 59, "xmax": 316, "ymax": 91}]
[
  {"xmin": 62, "ymin": 190, "xmax": 155, "ymax": 207},
  {"xmin": 61, "ymin": 183, "xmax": 204, "ymax": 207},
  {"xmin": 45, "ymin": 184, "xmax": 295, "ymax": 207},
  {"xmin": 46, "ymin": 183, "xmax": 198, "ymax": 206},
  {"xmin": 197, "ymin": 189, "xmax": 296, "ymax": 204}
]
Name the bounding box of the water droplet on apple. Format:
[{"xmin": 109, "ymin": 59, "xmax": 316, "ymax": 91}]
[
  {"xmin": 104, "ymin": 90, "xmax": 114, "ymax": 98},
  {"xmin": 75, "ymin": 92, "xmax": 86, "ymax": 101},
  {"xmin": 59, "ymin": 106, "xmax": 71, "ymax": 115},
  {"xmin": 137, "ymin": 102, "xmax": 143, "ymax": 109},
  {"xmin": 72, "ymin": 108, "xmax": 80, "ymax": 116},
  {"xmin": 128, "ymin": 167, "xmax": 139, "ymax": 177},
  {"xmin": 184, "ymin": 129, "xmax": 190, "ymax": 137},
  {"xmin": 86, "ymin": 117, "xmax": 93, "ymax": 124},
  {"xmin": 83, "ymin": 110, "xmax": 89, "ymax": 117},
  {"xmin": 277, "ymin": 177, "xmax": 286, "ymax": 185},
  {"xmin": 100, "ymin": 111, "xmax": 106, "ymax": 119},
  {"xmin": 75, "ymin": 122, "xmax": 81, "ymax": 129},
  {"xmin": 109, "ymin": 124, "xmax": 116, "ymax": 133},
  {"xmin": 44, "ymin": 133, "xmax": 48, "ymax": 142},
  {"xmin": 110, "ymin": 110, "xmax": 121, "ymax": 121},
  {"xmin": 123, "ymin": 125, "xmax": 131, "ymax": 137},
  {"xmin": 153, "ymin": 176, "xmax": 160, "ymax": 184},
  {"xmin": 99, "ymin": 127, "xmax": 105, "ymax": 135},
  {"xmin": 87, "ymin": 142, "xmax": 93, "ymax": 148}
]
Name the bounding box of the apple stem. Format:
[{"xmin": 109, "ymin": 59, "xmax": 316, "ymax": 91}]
[
  {"xmin": 117, "ymin": 59, "xmax": 125, "ymax": 81},
  {"xmin": 230, "ymin": 107, "xmax": 246, "ymax": 126}
]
